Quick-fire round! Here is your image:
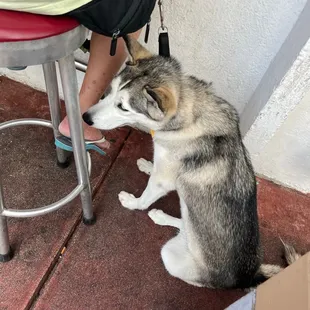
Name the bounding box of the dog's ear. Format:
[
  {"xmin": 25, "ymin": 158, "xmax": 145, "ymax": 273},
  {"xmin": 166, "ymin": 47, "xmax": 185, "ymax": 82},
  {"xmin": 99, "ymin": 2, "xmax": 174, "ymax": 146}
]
[
  {"xmin": 123, "ymin": 35, "xmax": 152, "ymax": 65},
  {"xmin": 144, "ymin": 86, "xmax": 177, "ymax": 121}
]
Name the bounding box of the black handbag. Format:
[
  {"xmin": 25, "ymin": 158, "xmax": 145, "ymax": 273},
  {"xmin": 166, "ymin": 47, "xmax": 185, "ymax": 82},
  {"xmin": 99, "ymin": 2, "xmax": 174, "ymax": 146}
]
[{"xmin": 71, "ymin": 0, "xmax": 156, "ymax": 55}]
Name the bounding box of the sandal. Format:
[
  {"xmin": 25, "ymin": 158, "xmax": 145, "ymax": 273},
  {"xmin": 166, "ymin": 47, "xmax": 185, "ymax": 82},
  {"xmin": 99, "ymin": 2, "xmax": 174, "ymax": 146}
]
[{"xmin": 55, "ymin": 135, "xmax": 106, "ymax": 156}]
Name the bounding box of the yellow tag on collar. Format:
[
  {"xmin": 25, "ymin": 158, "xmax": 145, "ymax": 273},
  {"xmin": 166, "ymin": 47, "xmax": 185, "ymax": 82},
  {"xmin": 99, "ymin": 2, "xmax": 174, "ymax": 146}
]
[{"xmin": 150, "ymin": 129, "xmax": 155, "ymax": 137}]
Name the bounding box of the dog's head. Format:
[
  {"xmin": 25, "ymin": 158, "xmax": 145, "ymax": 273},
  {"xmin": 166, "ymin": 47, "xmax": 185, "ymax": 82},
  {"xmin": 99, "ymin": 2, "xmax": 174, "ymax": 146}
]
[{"xmin": 82, "ymin": 36, "xmax": 181, "ymax": 131}]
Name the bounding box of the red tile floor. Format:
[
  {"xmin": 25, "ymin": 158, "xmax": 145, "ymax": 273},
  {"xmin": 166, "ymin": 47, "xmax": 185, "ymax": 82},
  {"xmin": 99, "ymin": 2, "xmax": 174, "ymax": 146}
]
[{"xmin": 0, "ymin": 76, "xmax": 309, "ymax": 310}]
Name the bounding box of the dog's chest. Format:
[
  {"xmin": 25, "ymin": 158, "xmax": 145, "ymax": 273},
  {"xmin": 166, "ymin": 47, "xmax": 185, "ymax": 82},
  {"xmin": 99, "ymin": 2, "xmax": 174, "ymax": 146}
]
[{"xmin": 153, "ymin": 143, "xmax": 179, "ymax": 179}]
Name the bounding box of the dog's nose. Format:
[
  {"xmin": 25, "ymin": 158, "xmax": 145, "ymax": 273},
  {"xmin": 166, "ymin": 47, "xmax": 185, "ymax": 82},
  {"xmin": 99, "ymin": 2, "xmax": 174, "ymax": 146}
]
[{"xmin": 82, "ymin": 112, "xmax": 93, "ymax": 126}]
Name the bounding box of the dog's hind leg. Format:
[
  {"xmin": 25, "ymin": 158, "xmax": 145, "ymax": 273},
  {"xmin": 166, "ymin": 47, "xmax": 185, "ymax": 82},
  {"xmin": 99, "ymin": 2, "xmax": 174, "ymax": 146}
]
[
  {"xmin": 148, "ymin": 209, "xmax": 181, "ymax": 229},
  {"xmin": 137, "ymin": 158, "xmax": 153, "ymax": 175},
  {"xmin": 161, "ymin": 234, "xmax": 204, "ymax": 287}
]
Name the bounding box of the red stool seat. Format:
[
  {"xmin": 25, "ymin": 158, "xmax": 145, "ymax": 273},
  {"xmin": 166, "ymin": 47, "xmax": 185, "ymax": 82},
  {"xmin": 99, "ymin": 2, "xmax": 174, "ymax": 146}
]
[{"xmin": 0, "ymin": 9, "xmax": 79, "ymax": 43}]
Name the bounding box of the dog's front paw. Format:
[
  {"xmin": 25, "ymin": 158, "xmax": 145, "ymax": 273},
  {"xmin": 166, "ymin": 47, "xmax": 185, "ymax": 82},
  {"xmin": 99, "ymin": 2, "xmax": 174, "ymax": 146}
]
[
  {"xmin": 137, "ymin": 158, "xmax": 153, "ymax": 175},
  {"xmin": 148, "ymin": 209, "xmax": 168, "ymax": 226},
  {"xmin": 118, "ymin": 191, "xmax": 139, "ymax": 210}
]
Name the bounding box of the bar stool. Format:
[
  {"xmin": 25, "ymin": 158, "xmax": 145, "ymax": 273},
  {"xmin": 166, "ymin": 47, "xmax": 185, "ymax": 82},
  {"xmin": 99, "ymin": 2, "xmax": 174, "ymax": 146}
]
[{"xmin": 0, "ymin": 10, "xmax": 96, "ymax": 262}]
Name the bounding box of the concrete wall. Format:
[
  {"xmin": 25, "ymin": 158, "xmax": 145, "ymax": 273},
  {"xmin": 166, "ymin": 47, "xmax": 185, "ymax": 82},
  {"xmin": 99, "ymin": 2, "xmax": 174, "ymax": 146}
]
[
  {"xmin": 245, "ymin": 89, "xmax": 310, "ymax": 194},
  {"xmin": 255, "ymin": 91, "xmax": 310, "ymax": 193},
  {"xmin": 240, "ymin": 0, "xmax": 310, "ymax": 135},
  {"xmin": 146, "ymin": 0, "xmax": 306, "ymax": 113},
  {"xmin": 244, "ymin": 38, "xmax": 310, "ymax": 193},
  {"xmin": 0, "ymin": 0, "xmax": 307, "ymax": 112}
]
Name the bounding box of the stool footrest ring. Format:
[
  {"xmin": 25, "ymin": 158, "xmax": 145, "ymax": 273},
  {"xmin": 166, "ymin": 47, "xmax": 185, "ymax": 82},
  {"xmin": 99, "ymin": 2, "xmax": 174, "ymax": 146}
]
[
  {"xmin": 0, "ymin": 117, "xmax": 92, "ymax": 218},
  {"xmin": 0, "ymin": 118, "xmax": 53, "ymax": 130},
  {"xmin": 1, "ymin": 184, "xmax": 83, "ymax": 218}
]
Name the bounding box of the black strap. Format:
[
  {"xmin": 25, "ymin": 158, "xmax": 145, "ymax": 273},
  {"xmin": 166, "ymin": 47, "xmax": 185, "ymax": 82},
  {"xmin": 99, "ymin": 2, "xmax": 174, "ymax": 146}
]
[{"xmin": 159, "ymin": 32, "xmax": 170, "ymax": 57}]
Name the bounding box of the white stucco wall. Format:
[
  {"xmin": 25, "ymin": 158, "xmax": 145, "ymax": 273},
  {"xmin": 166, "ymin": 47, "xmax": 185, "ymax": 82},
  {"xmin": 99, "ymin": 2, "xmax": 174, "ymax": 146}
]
[
  {"xmin": 0, "ymin": 0, "xmax": 307, "ymax": 112},
  {"xmin": 252, "ymin": 90, "xmax": 310, "ymax": 193},
  {"xmin": 244, "ymin": 38, "xmax": 310, "ymax": 193}
]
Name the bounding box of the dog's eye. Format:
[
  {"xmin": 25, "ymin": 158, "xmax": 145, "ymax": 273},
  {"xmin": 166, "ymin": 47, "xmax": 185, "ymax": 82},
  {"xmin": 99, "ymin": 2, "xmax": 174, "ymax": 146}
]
[{"xmin": 117, "ymin": 103, "xmax": 129, "ymax": 112}]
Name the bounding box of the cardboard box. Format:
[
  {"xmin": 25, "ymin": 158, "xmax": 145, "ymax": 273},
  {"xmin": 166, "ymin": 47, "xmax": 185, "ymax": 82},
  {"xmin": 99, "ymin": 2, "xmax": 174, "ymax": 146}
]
[{"xmin": 226, "ymin": 252, "xmax": 310, "ymax": 310}]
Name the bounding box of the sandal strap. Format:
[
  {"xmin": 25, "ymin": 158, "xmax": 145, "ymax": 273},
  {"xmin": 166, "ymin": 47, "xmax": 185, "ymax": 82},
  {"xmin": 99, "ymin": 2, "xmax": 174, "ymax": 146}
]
[
  {"xmin": 84, "ymin": 136, "xmax": 106, "ymax": 144},
  {"xmin": 55, "ymin": 135, "xmax": 106, "ymax": 156}
]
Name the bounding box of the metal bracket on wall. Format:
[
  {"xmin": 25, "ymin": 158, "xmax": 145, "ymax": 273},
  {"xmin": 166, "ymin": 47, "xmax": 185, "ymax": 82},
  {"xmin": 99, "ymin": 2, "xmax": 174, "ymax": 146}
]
[
  {"xmin": 74, "ymin": 59, "xmax": 87, "ymax": 73},
  {"xmin": 55, "ymin": 59, "xmax": 87, "ymax": 73}
]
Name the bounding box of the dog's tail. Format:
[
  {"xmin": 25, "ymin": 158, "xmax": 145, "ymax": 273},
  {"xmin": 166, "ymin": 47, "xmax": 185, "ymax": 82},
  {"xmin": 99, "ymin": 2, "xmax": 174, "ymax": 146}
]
[{"xmin": 249, "ymin": 240, "xmax": 302, "ymax": 288}]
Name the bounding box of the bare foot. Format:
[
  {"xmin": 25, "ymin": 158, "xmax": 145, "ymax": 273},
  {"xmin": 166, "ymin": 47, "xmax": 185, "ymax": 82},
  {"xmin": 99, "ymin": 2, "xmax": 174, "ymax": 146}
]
[{"xmin": 59, "ymin": 116, "xmax": 110, "ymax": 149}]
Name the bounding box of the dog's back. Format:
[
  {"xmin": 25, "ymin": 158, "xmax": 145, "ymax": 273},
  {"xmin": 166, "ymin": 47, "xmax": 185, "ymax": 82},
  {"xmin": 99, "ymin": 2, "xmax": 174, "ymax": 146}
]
[{"xmin": 175, "ymin": 76, "xmax": 259, "ymax": 288}]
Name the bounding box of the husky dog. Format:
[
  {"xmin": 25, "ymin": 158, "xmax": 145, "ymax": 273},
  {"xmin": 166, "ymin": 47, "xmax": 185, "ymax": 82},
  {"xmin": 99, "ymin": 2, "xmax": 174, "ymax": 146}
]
[{"xmin": 82, "ymin": 36, "xmax": 300, "ymax": 288}]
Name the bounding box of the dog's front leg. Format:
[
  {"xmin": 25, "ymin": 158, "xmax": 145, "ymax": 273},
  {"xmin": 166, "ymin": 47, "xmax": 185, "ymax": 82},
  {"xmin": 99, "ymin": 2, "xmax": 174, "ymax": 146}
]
[{"xmin": 119, "ymin": 175, "xmax": 171, "ymax": 211}]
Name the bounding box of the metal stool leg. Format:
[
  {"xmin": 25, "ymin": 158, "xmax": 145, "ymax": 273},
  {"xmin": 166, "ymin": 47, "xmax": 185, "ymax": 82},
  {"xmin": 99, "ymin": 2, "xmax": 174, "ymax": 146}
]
[
  {"xmin": 0, "ymin": 182, "xmax": 13, "ymax": 262},
  {"xmin": 42, "ymin": 62, "xmax": 70, "ymax": 168},
  {"xmin": 58, "ymin": 54, "xmax": 96, "ymax": 225}
]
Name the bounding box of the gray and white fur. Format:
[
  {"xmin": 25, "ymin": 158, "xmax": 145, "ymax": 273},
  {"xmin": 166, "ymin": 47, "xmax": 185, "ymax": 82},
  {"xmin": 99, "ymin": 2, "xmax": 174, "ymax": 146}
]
[{"xmin": 83, "ymin": 36, "xmax": 301, "ymax": 289}]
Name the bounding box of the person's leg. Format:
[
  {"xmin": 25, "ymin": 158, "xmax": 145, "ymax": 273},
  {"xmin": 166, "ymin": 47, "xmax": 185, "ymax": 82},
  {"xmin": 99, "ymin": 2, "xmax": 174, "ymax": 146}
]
[{"xmin": 59, "ymin": 30, "xmax": 141, "ymax": 141}]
